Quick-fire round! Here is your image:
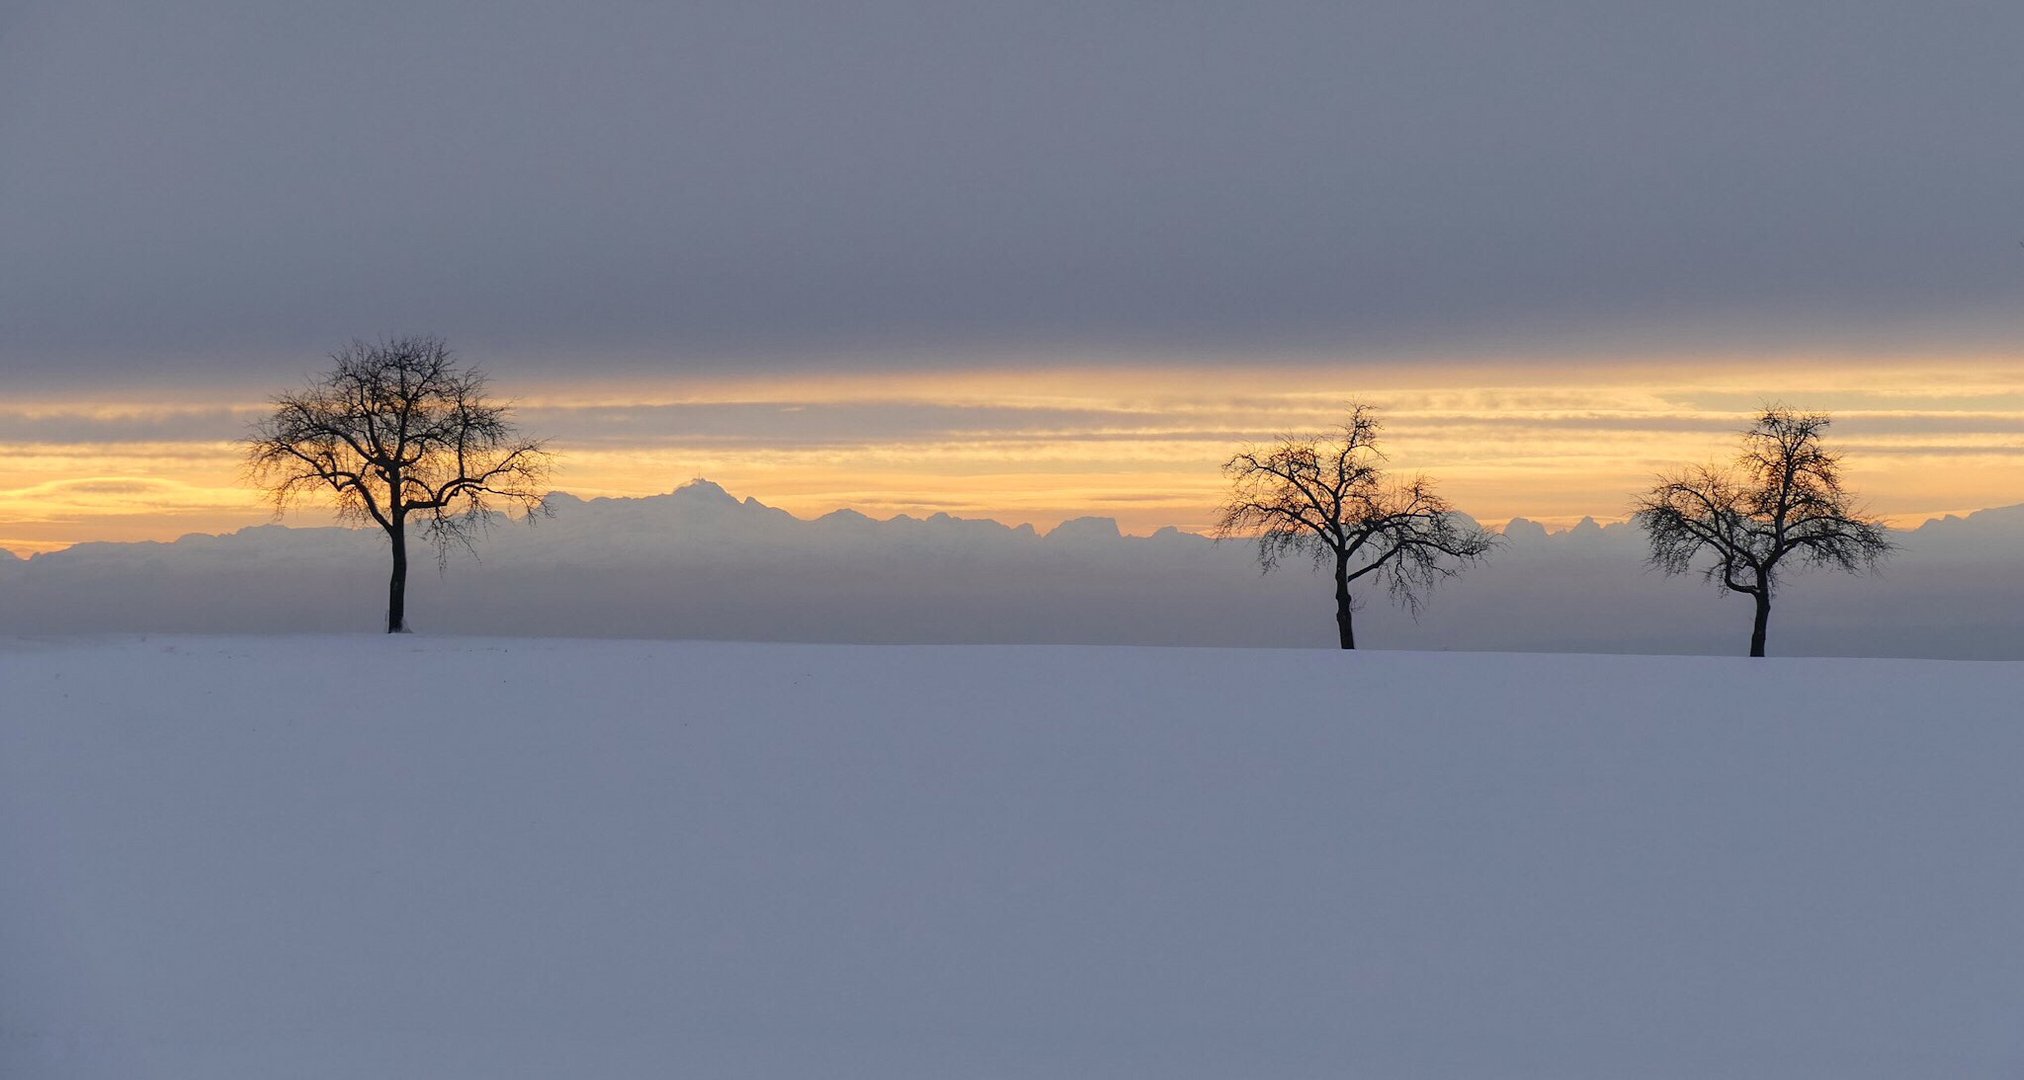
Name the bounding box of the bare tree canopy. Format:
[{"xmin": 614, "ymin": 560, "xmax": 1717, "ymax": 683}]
[
  {"xmin": 1216, "ymin": 405, "xmax": 1496, "ymax": 649},
  {"xmin": 1632, "ymin": 405, "xmax": 1892, "ymax": 657},
  {"xmin": 246, "ymin": 336, "xmax": 551, "ymax": 633}
]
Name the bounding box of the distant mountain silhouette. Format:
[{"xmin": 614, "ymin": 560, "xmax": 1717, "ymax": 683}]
[{"xmin": 3, "ymin": 480, "xmax": 2020, "ymax": 657}]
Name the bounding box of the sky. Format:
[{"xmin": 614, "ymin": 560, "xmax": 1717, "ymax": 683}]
[{"xmin": 4, "ymin": 0, "xmax": 2023, "ymax": 553}]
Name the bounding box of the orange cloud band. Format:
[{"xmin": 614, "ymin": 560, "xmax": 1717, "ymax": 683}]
[{"xmin": 3, "ymin": 357, "xmax": 2021, "ymax": 555}]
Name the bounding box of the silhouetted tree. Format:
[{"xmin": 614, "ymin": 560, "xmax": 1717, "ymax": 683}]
[
  {"xmin": 247, "ymin": 336, "xmax": 550, "ymax": 633},
  {"xmin": 1216, "ymin": 405, "xmax": 1496, "ymax": 649},
  {"xmin": 1632, "ymin": 405, "xmax": 1892, "ymax": 657}
]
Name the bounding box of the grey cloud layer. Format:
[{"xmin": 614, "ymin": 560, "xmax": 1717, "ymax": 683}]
[
  {"xmin": 4, "ymin": 0, "xmax": 2022, "ymax": 385},
  {"xmin": 4, "ymin": 400, "xmax": 2023, "ymax": 451},
  {"xmin": 0, "ymin": 407, "xmax": 254, "ymax": 444}
]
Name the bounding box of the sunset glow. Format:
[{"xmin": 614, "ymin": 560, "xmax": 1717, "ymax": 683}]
[{"xmin": 5, "ymin": 354, "xmax": 2020, "ymax": 556}]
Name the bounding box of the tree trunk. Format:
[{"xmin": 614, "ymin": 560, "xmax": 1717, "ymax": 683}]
[
  {"xmin": 1334, "ymin": 553, "xmax": 1356, "ymax": 650},
  {"xmin": 1748, "ymin": 590, "xmax": 1770, "ymax": 658},
  {"xmin": 387, "ymin": 521, "xmax": 409, "ymax": 634}
]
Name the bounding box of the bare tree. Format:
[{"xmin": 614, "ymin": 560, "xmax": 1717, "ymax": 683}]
[
  {"xmin": 1216, "ymin": 405, "xmax": 1496, "ymax": 649},
  {"xmin": 1632, "ymin": 405, "xmax": 1892, "ymax": 657},
  {"xmin": 246, "ymin": 336, "xmax": 551, "ymax": 633}
]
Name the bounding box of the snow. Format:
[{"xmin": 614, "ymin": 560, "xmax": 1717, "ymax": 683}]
[{"xmin": 5, "ymin": 636, "xmax": 2023, "ymax": 1078}]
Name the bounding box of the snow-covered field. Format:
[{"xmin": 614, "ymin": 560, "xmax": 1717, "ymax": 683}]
[{"xmin": 5, "ymin": 636, "xmax": 2023, "ymax": 1078}]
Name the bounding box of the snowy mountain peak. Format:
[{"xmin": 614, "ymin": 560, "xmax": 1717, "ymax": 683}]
[
  {"xmin": 1046, "ymin": 516, "xmax": 1123, "ymax": 542},
  {"xmin": 817, "ymin": 507, "xmax": 877, "ymax": 527},
  {"xmin": 672, "ymin": 478, "xmax": 740, "ymax": 505}
]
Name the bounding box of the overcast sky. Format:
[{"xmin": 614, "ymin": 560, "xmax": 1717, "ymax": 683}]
[{"xmin": 5, "ymin": 0, "xmax": 2024, "ymax": 391}]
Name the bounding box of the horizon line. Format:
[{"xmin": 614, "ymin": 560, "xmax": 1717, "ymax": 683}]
[{"xmin": 7, "ymin": 478, "xmax": 2015, "ymax": 560}]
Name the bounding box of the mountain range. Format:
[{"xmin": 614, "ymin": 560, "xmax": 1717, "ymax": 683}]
[{"xmin": 3, "ymin": 480, "xmax": 2019, "ymax": 657}]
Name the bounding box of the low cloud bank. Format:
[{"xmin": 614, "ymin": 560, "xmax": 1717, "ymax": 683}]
[{"xmin": 3, "ymin": 480, "xmax": 2019, "ymax": 658}]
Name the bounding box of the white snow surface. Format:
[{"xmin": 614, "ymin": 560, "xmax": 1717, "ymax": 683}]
[{"xmin": 4, "ymin": 636, "xmax": 2022, "ymax": 1078}]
